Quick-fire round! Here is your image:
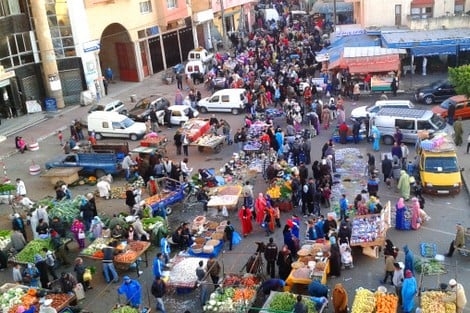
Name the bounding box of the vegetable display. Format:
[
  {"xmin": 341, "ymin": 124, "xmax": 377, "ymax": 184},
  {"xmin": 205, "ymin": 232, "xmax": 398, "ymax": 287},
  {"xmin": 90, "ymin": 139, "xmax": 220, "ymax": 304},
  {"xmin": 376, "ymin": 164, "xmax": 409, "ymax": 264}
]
[
  {"xmin": 268, "ymin": 292, "xmax": 317, "ymax": 313},
  {"xmin": 0, "ymin": 230, "xmax": 11, "ymax": 251},
  {"xmin": 80, "ymin": 237, "xmax": 111, "ymax": 257},
  {"xmin": 47, "ymin": 196, "xmax": 83, "ymax": 225},
  {"xmin": 414, "ymin": 258, "xmax": 446, "ymax": 275},
  {"xmin": 15, "ymin": 239, "xmax": 53, "ymax": 263},
  {"xmin": 375, "ymin": 292, "xmax": 398, "ymax": 313},
  {"xmin": 110, "ymin": 305, "xmax": 140, "ymax": 313},
  {"xmin": 204, "ymin": 274, "xmax": 260, "ymax": 312}
]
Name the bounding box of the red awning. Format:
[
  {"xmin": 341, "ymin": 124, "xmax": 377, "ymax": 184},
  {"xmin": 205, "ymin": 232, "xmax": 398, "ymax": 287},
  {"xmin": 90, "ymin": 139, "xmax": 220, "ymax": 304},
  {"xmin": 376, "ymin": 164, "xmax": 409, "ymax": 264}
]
[
  {"xmin": 411, "ymin": 0, "xmax": 434, "ymax": 7},
  {"xmin": 345, "ymin": 54, "xmax": 400, "ymax": 74}
]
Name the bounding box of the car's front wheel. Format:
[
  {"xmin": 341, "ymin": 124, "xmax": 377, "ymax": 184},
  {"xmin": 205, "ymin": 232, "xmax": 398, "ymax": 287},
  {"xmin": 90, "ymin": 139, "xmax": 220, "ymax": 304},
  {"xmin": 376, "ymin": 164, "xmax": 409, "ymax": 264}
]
[
  {"xmin": 130, "ymin": 133, "xmax": 139, "ymax": 141},
  {"xmin": 199, "ymin": 106, "xmax": 208, "ymax": 113},
  {"xmin": 424, "ymin": 96, "xmax": 433, "ymax": 105}
]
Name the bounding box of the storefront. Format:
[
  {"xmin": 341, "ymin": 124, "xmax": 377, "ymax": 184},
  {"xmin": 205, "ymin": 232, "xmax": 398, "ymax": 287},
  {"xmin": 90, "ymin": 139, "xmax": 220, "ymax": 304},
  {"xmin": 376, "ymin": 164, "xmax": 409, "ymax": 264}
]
[{"xmin": 193, "ymin": 9, "xmax": 215, "ymax": 50}]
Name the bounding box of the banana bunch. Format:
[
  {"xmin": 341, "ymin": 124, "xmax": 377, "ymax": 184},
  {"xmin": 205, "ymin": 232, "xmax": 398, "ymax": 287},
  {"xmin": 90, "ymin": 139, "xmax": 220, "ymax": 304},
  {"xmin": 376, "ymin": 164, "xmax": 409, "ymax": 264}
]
[
  {"xmin": 266, "ymin": 186, "xmax": 281, "ymax": 199},
  {"xmin": 352, "ymin": 288, "xmax": 376, "ymax": 313},
  {"xmin": 421, "ymin": 291, "xmax": 446, "ymax": 313}
]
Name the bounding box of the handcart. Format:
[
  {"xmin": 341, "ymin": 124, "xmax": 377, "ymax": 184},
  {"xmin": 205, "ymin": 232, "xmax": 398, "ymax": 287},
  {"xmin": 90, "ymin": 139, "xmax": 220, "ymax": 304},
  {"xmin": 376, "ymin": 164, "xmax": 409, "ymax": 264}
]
[
  {"xmin": 456, "ymin": 227, "xmax": 470, "ymax": 256},
  {"xmin": 193, "ymin": 134, "xmax": 225, "ymax": 153},
  {"xmin": 144, "ymin": 177, "xmax": 185, "ymax": 215}
]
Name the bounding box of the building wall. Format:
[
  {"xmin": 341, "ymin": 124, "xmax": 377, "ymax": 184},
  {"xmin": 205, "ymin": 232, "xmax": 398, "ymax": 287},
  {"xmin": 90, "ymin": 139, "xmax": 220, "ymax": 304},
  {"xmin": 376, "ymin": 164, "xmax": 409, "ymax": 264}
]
[
  {"xmin": 363, "ymin": 0, "xmax": 411, "ymax": 27},
  {"xmin": 409, "ymin": 15, "xmax": 470, "ymax": 30}
]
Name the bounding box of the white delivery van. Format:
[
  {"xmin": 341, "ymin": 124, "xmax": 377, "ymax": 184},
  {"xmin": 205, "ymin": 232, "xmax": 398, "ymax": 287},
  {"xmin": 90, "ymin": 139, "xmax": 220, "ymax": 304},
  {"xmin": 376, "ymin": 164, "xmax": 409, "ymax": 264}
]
[
  {"xmin": 185, "ymin": 60, "xmax": 207, "ymax": 84},
  {"xmin": 87, "ymin": 111, "xmax": 146, "ymax": 141},
  {"xmin": 351, "ymin": 100, "xmax": 414, "ymax": 121},
  {"xmin": 197, "ymin": 88, "xmax": 247, "ymax": 115},
  {"xmin": 187, "ymin": 47, "xmax": 213, "ymax": 63},
  {"xmin": 261, "ymin": 8, "xmax": 280, "ymax": 22},
  {"xmin": 373, "ymin": 108, "xmax": 452, "ymax": 145}
]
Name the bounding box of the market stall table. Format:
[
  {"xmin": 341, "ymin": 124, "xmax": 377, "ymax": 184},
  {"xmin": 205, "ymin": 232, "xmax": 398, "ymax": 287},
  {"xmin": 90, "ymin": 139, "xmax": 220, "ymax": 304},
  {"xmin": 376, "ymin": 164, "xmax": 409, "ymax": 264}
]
[
  {"xmin": 10, "ymin": 238, "xmax": 72, "ymax": 265},
  {"xmin": 0, "ymin": 283, "xmax": 77, "ymax": 313},
  {"xmin": 285, "ymin": 241, "xmax": 330, "ymax": 287},
  {"xmin": 165, "ymin": 255, "xmax": 207, "ymax": 293},
  {"xmin": 261, "ymin": 291, "xmax": 327, "ymax": 313},
  {"xmin": 193, "ymin": 134, "xmax": 225, "ymax": 153},
  {"xmin": 80, "ymin": 239, "xmax": 151, "ymax": 277},
  {"xmin": 207, "ymin": 185, "xmax": 242, "ymax": 216},
  {"xmin": 181, "ymin": 118, "xmax": 210, "ymax": 142}
]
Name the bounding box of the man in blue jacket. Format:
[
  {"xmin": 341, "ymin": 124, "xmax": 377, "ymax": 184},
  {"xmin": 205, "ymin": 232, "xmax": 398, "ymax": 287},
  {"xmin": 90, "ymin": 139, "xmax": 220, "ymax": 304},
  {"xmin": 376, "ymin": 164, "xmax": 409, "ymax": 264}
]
[{"xmin": 118, "ymin": 276, "xmax": 142, "ymax": 308}]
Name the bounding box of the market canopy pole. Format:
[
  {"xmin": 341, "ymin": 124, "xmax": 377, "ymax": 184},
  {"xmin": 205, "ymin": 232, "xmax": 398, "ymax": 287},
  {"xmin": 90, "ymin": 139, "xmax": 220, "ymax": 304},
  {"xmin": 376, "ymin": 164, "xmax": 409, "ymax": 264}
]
[{"xmin": 333, "ymin": 0, "xmax": 337, "ymax": 30}]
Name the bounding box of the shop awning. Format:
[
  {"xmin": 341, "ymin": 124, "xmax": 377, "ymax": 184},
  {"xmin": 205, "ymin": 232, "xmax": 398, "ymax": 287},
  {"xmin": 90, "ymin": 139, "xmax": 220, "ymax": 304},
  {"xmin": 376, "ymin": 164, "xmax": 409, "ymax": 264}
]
[
  {"xmin": 411, "ymin": 0, "xmax": 434, "ymax": 7},
  {"xmin": 346, "ymin": 54, "xmax": 401, "ymax": 73},
  {"xmin": 460, "ymin": 44, "xmax": 470, "ymax": 51},
  {"xmin": 315, "ymin": 34, "xmax": 381, "ymax": 62},
  {"xmin": 410, "ymin": 45, "xmax": 457, "ymax": 56}
]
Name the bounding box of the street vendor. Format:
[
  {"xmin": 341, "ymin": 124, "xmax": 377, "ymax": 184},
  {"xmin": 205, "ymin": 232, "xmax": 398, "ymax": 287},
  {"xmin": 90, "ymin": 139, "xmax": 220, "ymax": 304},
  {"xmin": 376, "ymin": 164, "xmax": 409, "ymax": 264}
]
[
  {"xmin": 260, "ymin": 278, "xmax": 285, "ymax": 295},
  {"xmin": 444, "ymin": 279, "xmax": 467, "ymax": 313},
  {"xmin": 118, "ymin": 276, "xmax": 142, "ymax": 308}
]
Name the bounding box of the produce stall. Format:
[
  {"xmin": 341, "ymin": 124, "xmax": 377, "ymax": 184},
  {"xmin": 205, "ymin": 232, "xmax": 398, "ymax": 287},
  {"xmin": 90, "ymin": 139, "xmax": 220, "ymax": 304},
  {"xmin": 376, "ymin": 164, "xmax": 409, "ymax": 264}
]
[
  {"xmin": 351, "ymin": 287, "xmax": 398, "ymax": 313},
  {"xmin": 207, "ymin": 185, "xmax": 242, "ymax": 216},
  {"xmin": 40, "ymin": 167, "xmax": 83, "ymax": 185},
  {"xmin": 0, "ymin": 283, "xmax": 76, "ymax": 313},
  {"xmin": 266, "ymin": 178, "xmax": 293, "ymax": 212},
  {"xmin": 203, "ymin": 274, "xmax": 260, "ymax": 312},
  {"xmin": 80, "ymin": 239, "xmax": 150, "ymax": 277},
  {"xmin": 188, "ymin": 218, "xmax": 226, "ymax": 258},
  {"xmin": 421, "ymin": 290, "xmax": 456, "ymax": 313},
  {"xmin": 110, "ymin": 305, "xmax": 151, "ymax": 313},
  {"xmin": 10, "ymin": 238, "xmax": 71, "ymax": 264},
  {"xmin": 261, "ymin": 291, "xmax": 327, "ymax": 313},
  {"xmin": 181, "ymin": 118, "xmax": 211, "ymax": 142},
  {"xmin": 243, "ymin": 141, "xmax": 263, "ymax": 154},
  {"xmin": 165, "ymin": 256, "xmax": 207, "ymax": 292},
  {"xmin": 285, "ymin": 241, "xmax": 330, "ymax": 287},
  {"xmin": 350, "ymin": 201, "xmax": 391, "ymax": 258},
  {"xmin": 193, "ymin": 134, "xmax": 225, "ymax": 153}
]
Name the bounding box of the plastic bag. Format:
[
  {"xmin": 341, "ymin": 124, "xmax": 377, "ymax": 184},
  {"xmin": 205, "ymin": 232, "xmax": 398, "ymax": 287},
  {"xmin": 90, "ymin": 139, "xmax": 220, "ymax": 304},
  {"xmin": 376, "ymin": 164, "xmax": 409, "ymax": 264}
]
[
  {"xmin": 73, "ymin": 283, "xmax": 85, "ymax": 300},
  {"xmin": 232, "ymin": 231, "xmax": 242, "ymax": 245},
  {"xmin": 222, "ymin": 206, "xmax": 229, "ymax": 217}
]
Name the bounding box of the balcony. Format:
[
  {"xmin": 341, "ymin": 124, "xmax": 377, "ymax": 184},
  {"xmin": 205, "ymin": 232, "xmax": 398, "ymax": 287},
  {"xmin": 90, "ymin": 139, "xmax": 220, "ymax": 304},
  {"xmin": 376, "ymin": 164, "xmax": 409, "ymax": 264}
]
[{"xmin": 193, "ymin": 0, "xmax": 211, "ymax": 13}]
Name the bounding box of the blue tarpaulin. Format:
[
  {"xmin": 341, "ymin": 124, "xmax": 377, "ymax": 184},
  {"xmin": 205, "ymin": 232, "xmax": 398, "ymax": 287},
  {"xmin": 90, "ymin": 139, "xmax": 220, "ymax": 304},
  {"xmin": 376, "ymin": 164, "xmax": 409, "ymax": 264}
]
[
  {"xmin": 316, "ymin": 34, "xmax": 381, "ymax": 63},
  {"xmin": 410, "ymin": 45, "xmax": 457, "ymax": 56}
]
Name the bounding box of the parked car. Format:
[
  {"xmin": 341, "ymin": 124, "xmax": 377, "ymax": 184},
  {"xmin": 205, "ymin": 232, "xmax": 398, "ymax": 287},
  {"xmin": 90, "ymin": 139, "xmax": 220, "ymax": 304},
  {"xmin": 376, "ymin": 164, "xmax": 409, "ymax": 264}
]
[
  {"xmin": 350, "ymin": 100, "xmax": 414, "ymax": 121},
  {"xmin": 167, "ymin": 105, "xmax": 199, "ymax": 126},
  {"xmin": 88, "ymin": 99, "xmax": 127, "ymax": 114},
  {"xmin": 127, "ymin": 95, "xmax": 170, "ymax": 122},
  {"xmin": 415, "ymin": 80, "xmax": 456, "ymax": 105},
  {"xmin": 432, "ymin": 95, "xmax": 470, "ymax": 120}
]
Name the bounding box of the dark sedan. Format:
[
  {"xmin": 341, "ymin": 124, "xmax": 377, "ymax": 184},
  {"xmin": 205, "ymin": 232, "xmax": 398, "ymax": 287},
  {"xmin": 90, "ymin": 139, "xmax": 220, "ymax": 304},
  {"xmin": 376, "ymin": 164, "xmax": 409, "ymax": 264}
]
[
  {"xmin": 127, "ymin": 95, "xmax": 170, "ymax": 122},
  {"xmin": 415, "ymin": 80, "xmax": 456, "ymax": 105}
]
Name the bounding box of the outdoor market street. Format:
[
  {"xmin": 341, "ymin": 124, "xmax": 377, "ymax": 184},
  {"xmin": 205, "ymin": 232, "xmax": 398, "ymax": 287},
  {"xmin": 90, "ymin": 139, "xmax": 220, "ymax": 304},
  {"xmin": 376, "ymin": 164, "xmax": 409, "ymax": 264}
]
[{"xmin": 0, "ymin": 69, "xmax": 469, "ymax": 313}]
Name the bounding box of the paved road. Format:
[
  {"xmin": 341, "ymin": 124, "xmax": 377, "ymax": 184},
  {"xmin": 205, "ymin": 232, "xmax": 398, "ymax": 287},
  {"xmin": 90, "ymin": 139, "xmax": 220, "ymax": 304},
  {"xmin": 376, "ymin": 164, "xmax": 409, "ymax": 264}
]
[{"xmin": 1, "ymin": 70, "xmax": 470, "ymax": 313}]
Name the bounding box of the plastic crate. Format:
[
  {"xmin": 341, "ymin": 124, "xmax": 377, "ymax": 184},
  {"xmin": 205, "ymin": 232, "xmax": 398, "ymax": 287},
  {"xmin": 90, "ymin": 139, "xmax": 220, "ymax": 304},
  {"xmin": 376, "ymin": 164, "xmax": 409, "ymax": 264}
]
[{"xmin": 420, "ymin": 242, "xmax": 437, "ymax": 258}]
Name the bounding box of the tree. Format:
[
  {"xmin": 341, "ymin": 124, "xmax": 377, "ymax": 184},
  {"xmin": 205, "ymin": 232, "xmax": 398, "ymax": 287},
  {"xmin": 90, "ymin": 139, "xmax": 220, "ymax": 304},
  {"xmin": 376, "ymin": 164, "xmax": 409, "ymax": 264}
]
[{"xmin": 448, "ymin": 65, "xmax": 470, "ymax": 98}]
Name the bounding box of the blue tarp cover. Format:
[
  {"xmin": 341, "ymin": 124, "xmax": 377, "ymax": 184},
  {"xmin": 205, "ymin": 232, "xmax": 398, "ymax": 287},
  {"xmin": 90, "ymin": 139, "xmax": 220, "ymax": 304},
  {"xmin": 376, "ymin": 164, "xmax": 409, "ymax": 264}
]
[{"xmin": 410, "ymin": 45, "xmax": 457, "ymax": 56}]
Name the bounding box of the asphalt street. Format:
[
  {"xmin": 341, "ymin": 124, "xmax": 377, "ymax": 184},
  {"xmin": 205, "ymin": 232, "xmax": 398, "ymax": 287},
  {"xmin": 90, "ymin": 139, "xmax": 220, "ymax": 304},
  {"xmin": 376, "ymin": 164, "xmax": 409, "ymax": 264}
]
[{"xmin": 0, "ymin": 70, "xmax": 469, "ymax": 313}]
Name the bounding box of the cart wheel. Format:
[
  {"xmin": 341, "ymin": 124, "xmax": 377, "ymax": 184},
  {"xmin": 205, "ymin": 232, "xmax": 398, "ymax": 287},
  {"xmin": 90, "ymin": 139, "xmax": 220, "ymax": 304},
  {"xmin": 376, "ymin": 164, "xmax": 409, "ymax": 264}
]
[
  {"xmin": 166, "ymin": 206, "xmax": 173, "ymax": 215},
  {"xmin": 214, "ymin": 144, "xmax": 222, "ymax": 153}
]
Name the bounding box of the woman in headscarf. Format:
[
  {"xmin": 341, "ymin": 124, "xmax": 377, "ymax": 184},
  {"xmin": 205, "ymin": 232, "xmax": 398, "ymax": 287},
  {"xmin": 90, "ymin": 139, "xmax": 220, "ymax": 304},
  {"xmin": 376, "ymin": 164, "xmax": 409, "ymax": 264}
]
[
  {"xmin": 401, "ymin": 269, "xmax": 418, "ymax": 313},
  {"xmin": 410, "ymin": 197, "xmax": 421, "ymax": 230},
  {"xmin": 395, "ymin": 197, "xmax": 407, "ymax": 230},
  {"xmin": 338, "ymin": 221, "xmax": 351, "ymax": 245},
  {"xmin": 255, "ymin": 193, "xmax": 267, "ymax": 225},
  {"xmin": 397, "ymin": 170, "xmax": 411, "ymax": 200},
  {"xmin": 70, "ymin": 218, "xmax": 86, "ymax": 249},
  {"xmin": 329, "ymin": 244, "xmax": 342, "ymax": 278},
  {"xmin": 282, "ymin": 224, "xmax": 297, "ymax": 256},
  {"xmin": 238, "ymin": 205, "xmax": 253, "ymax": 237},
  {"xmin": 90, "ymin": 216, "xmax": 104, "ymax": 240},
  {"xmin": 332, "ymin": 283, "xmax": 348, "ymax": 313}
]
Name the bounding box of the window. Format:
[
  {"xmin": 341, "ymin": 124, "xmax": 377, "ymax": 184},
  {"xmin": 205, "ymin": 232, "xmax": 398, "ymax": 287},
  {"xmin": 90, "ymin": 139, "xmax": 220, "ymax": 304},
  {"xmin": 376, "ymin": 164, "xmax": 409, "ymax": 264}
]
[
  {"xmin": 140, "ymin": 1, "xmax": 152, "ymax": 13},
  {"xmin": 167, "ymin": 0, "xmax": 176, "ymax": 9},
  {"xmin": 0, "ymin": 0, "xmax": 21, "ymax": 17},
  {"xmin": 410, "ymin": 6, "xmax": 433, "ymax": 19},
  {"xmin": 396, "ymin": 119, "xmax": 414, "ymax": 130},
  {"xmin": 221, "ymin": 95, "xmax": 230, "ymax": 103},
  {"xmin": 0, "ymin": 32, "xmax": 34, "ymax": 69},
  {"xmin": 417, "ymin": 120, "xmax": 433, "ymax": 130}
]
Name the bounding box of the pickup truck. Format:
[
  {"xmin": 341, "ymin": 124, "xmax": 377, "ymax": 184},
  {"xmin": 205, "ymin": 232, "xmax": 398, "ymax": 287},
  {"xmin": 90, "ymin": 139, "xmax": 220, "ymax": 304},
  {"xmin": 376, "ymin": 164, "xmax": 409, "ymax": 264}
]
[{"xmin": 45, "ymin": 152, "xmax": 122, "ymax": 177}]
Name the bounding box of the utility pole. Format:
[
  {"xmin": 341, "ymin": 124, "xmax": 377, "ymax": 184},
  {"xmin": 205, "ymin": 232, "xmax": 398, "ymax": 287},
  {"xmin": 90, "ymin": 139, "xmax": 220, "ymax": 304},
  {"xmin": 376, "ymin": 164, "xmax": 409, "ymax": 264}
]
[
  {"xmin": 220, "ymin": 0, "xmax": 228, "ymax": 48},
  {"xmin": 30, "ymin": 0, "xmax": 65, "ymax": 109}
]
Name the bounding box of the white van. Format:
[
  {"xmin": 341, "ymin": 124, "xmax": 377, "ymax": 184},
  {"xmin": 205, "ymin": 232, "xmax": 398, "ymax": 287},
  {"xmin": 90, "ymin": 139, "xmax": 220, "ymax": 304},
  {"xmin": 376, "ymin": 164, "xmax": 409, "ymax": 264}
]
[
  {"xmin": 88, "ymin": 99, "xmax": 127, "ymax": 115},
  {"xmin": 185, "ymin": 60, "xmax": 207, "ymax": 84},
  {"xmin": 261, "ymin": 8, "xmax": 280, "ymax": 22},
  {"xmin": 188, "ymin": 47, "xmax": 213, "ymax": 63},
  {"xmin": 87, "ymin": 111, "xmax": 146, "ymax": 141},
  {"xmin": 373, "ymin": 108, "xmax": 452, "ymax": 145},
  {"xmin": 351, "ymin": 100, "xmax": 414, "ymax": 121},
  {"xmin": 197, "ymin": 88, "xmax": 247, "ymax": 115}
]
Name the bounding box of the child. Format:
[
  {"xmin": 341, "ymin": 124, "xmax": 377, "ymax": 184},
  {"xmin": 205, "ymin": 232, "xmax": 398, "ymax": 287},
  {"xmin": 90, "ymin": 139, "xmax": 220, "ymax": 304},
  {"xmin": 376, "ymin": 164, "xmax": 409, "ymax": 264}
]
[
  {"xmin": 339, "ymin": 194, "xmax": 349, "ymax": 221},
  {"xmin": 381, "ymin": 254, "xmax": 395, "ymax": 284},
  {"xmin": 58, "ymin": 130, "xmax": 63, "ymax": 146},
  {"xmin": 273, "ymin": 203, "xmax": 281, "ymax": 228},
  {"xmin": 13, "ymin": 263, "xmax": 22, "ymax": 284}
]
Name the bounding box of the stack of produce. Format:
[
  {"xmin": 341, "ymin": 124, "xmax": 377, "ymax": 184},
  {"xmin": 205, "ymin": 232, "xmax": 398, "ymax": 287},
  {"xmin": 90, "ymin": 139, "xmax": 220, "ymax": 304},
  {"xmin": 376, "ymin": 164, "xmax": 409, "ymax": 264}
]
[
  {"xmin": 351, "ymin": 288, "xmax": 376, "ymax": 313},
  {"xmin": 1, "ymin": 286, "xmax": 73, "ymax": 313},
  {"xmin": 0, "ymin": 230, "xmax": 11, "ymax": 250},
  {"xmin": 266, "ymin": 178, "xmax": 292, "ymax": 200},
  {"xmin": 421, "ymin": 291, "xmax": 456, "ymax": 313},
  {"xmin": 15, "ymin": 239, "xmax": 53, "ymax": 263},
  {"xmin": 414, "ymin": 258, "xmax": 446, "ymax": 275},
  {"xmin": 36, "ymin": 196, "xmax": 82, "ymax": 225},
  {"xmin": 80, "ymin": 237, "xmax": 112, "ymax": 258},
  {"xmin": 267, "ymin": 292, "xmax": 317, "ymax": 313},
  {"xmin": 375, "ymin": 292, "xmax": 398, "ymax": 313},
  {"xmin": 204, "ymin": 274, "xmax": 260, "ymax": 312},
  {"xmin": 110, "ymin": 305, "xmax": 147, "ymax": 313}
]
